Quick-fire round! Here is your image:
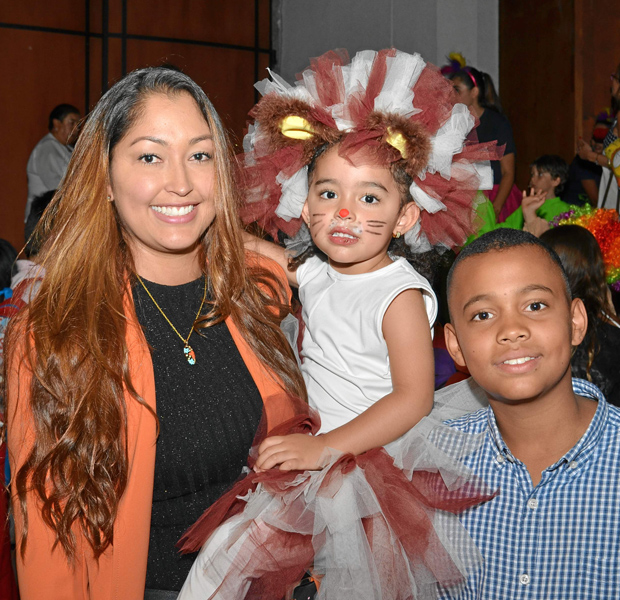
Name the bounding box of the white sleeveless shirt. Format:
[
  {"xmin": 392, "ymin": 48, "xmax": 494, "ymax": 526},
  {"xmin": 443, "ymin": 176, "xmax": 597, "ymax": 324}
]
[{"xmin": 297, "ymin": 255, "xmax": 437, "ymax": 434}]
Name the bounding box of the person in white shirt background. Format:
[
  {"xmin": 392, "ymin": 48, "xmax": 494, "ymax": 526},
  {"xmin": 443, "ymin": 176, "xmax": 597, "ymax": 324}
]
[{"xmin": 25, "ymin": 103, "xmax": 80, "ymax": 221}]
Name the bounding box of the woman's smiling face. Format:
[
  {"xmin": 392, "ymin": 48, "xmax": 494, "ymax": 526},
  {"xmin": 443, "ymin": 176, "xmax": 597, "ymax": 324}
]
[{"xmin": 108, "ymin": 92, "xmax": 216, "ymax": 275}]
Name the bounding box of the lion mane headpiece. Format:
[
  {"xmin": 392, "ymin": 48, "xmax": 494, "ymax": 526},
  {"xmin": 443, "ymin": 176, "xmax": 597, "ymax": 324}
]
[{"xmin": 239, "ymin": 48, "xmax": 500, "ymax": 253}]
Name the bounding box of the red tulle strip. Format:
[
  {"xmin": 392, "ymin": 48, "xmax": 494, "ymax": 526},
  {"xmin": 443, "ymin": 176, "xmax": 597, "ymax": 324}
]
[
  {"xmin": 411, "ymin": 66, "xmax": 456, "ymax": 136},
  {"xmin": 307, "ymin": 49, "xmax": 348, "ymax": 108}
]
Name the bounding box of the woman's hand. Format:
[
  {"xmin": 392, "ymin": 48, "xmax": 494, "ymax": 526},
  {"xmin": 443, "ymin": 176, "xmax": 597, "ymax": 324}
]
[
  {"xmin": 577, "ymin": 137, "xmax": 594, "ymax": 162},
  {"xmin": 255, "ymin": 434, "xmax": 328, "ymax": 471}
]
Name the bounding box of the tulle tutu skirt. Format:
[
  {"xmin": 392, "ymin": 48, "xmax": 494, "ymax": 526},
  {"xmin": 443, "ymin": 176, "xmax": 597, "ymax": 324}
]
[{"xmin": 178, "ymin": 394, "xmax": 493, "ymax": 600}]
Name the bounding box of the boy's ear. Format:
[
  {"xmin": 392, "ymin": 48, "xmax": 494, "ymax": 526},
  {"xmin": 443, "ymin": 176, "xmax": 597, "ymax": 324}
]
[
  {"xmin": 301, "ymin": 201, "xmax": 310, "ymax": 226},
  {"xmin": 394, "ymin": 202, "xmax": 420, "ymax": 237},
  {"xmin": 444, "ymin": 322, "xmax": 467, "ymax": 368},
  {"xmin": 570, "ymin": 298, "xmax": 588, "ymax": 347}
]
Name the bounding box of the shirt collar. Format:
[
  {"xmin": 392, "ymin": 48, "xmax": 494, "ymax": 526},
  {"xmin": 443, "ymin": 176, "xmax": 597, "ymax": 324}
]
[{"xmin": 485, "ymin": 378, "xmax": 608, "ymax": 467}]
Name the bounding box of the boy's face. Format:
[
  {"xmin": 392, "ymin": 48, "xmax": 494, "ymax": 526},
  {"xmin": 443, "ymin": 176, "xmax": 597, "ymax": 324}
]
[
  {"xmin": 445, "ymin": 246, "xmax": 587, "ymax": 405},
  {"xmin": 529, "ymin": 166, "xmax": 561, "ymax": 200}
]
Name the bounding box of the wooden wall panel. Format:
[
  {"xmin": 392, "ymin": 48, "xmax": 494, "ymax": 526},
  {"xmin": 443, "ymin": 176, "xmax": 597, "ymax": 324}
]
[
  {"xmin": 500, "ymin": 0, "xmax": 575, "ymax": 190},
  {"xmin": 500, "ymin": 0, "xmax": 620, "ymax": 190},
  {"xmin": 0, "ymin": 29, "xmax": 84, "ymax": 250},
  {"xmin": 577, "ymin": 0, "xmax": 620, "ymax": 140},
  {"xmin": 126, "ymin": 0, "xmax": 258, "ymax": 46},
  {"xmin": 0, "ymin": 2, "xmax": 85, "ymax": 31},
  {"xmin": 258, "ymin": 0, "xmax": 270, "ymax": 49}
]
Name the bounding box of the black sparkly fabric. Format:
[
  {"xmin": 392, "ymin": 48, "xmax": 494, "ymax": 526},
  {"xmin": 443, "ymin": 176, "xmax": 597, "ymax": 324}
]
[{"xmin": 133, "ymin": 276, "xmax": 264, "ymax": 592}]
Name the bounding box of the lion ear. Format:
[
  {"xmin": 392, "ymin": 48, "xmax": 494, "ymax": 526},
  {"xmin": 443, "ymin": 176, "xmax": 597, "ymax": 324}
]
[
  {"xmin": 385, "ymin": 128, "xmax": 409, "ymax": 158},
  {"xmin": 280, "ymin": 116, "xmax": 316, "ymax": 141}
]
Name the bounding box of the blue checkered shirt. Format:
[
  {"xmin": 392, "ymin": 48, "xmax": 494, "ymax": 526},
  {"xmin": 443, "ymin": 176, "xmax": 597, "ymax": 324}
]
[{"xmin": 438, "ymin": 379, "xmax": 620, "ymax": 599}]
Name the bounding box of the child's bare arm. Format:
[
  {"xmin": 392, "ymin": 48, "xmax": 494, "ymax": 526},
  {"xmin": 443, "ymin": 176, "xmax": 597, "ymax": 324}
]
[
  {"xmin": 255, "ymin": 288, "xmax": 434, "ymax": 471},
  {"xmin": 242, "ymin": 231, "xmax": 298, "ymax": 287}
]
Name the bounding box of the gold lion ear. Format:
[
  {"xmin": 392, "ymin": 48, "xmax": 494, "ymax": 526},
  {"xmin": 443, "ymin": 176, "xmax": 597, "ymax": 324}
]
[
  {"xmin": 385, "ymin": 127, "xmax": 408, "ymax": 159},
  {"xmin": 280, "ymin": 115, "xmax": 316, "ymax": 140}
]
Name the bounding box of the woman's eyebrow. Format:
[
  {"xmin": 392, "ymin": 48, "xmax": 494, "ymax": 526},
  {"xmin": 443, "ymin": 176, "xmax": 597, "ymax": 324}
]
[
  {"xmin": 129, "ymin": 134, "xmax": 213, "ymax": 147},
  {"xmin": 130, "ymin": 135, "xmax": 168, "ymax": 147}
]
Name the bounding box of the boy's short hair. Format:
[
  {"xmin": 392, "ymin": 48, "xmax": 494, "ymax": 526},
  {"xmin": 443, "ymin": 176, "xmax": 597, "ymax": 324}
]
[
  {"xmin": 447, "ymin": 229, "xmax": 572, "ymax": 318},
  {"xmin": 530, "ymin": 154, "xmax": 569, "ymax": 196}
]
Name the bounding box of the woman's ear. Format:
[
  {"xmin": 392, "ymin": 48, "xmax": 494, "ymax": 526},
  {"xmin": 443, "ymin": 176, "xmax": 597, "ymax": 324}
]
[
  {"xmin": 394, "ymin": 202, "xmax": 420, "ymax": 237},
  {"xmin": 444, "ymin": 322, "xmax": 467, "ymax": 368},
  {"xmin": 570, "ymin": 298, "xmax": 588, "ymax": 347}
]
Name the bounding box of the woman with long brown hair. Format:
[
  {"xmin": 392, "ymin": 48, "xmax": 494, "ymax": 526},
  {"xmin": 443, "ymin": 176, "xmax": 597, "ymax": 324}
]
[
  {"xmin": 541, "ymin": 224, "xmax": 620, "ymax": 406},
  {"xmin": 4, "ymin": 67, "xmax": 305, "ymax": 600}
]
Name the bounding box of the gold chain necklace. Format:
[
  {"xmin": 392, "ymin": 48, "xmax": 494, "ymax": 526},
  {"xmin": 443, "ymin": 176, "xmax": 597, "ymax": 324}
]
[{"xmin": 136, "ymin": 275, "xmax": 207, "ymax": 366}]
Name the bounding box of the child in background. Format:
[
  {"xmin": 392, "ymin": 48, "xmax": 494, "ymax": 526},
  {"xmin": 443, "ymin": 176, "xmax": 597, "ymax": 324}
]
[
  {"xmin": 466, "ymin": 154, "xmax": 572, "ymax": 244},
  {"xmin": 500, "ymin": 154, "xmax": 571, "ymax": 234},
  {"xmin": 441, "ymin": 228, "xmax": 620, "ymax": 598},
  {"xmin": 0, "ymin": 240, "xmax": 17, "ymax": 301},
  {"xmin": 179, "ymin": 49, "xmax": 497, "ymax": 600}
]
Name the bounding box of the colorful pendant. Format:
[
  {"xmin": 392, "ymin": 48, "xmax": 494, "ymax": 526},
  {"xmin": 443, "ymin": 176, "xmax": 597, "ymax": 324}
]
[{"xmin": 184, "ymin": 344, "xmax": 196, "ymax": 365}]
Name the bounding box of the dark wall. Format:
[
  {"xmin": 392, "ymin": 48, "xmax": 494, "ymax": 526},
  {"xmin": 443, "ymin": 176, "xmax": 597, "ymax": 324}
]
[{"xmin": 0, "ymin": 0, "xmax": 270, "ymax": 251}]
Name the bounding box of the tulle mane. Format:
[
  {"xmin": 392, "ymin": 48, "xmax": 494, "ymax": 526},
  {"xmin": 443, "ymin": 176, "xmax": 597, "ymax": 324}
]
[{"xmin": 239, "ymin": 48, "xmax": 501, "ymax": 253}]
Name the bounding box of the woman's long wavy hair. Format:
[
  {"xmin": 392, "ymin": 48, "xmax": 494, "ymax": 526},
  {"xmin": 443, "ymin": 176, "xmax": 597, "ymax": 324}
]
[
  {"xmin": 541, "ymin": 225, "xmax": 617, "ymax": 379},
  {"xmin": 5, "ymin": 67, "xmax": 306, "ymax": 561}
]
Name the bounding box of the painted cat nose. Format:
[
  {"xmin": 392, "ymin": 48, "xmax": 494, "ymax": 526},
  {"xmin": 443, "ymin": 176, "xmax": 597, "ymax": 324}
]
[{"xmin": 338, "ymin": 209, "xmax": 349, "ymax": 218}]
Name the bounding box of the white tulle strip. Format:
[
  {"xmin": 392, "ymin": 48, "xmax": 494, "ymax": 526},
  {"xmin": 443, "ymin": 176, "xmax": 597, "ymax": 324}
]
[
  {"xmin": 409, "ymin": 180, "xmax": 447, "ymax": 214},
  {"xmin": 472, "ymin": 161, "xmax": 493, "ymax": 190},
  {"xmin": 374, "ymin": 51, "xmax": 425, "ymax": 118},
  {"xmin": 255, "ymin": 68, "xmax": 317, "ymax": 104},
  {"xmin": 404, "ymin": 222, "xmax": 433, "ymax": 254},
  {"xmin": 426, "ymin": 104, "xmax": 475, "ymax": 179},
  {"xmin": 300, "ymin": 68, "xmax": 321, "ymax": 104},
  {"xmin": 275, "ymin": 167, "xmax": 308, "ymax": 221},
  {"xmin": 242, "ymin": 123, "xmax": 257, "ymax": 158},
  {"xmin": 341, "ymin": 50, "xmax": 377, "ymax": 98}
]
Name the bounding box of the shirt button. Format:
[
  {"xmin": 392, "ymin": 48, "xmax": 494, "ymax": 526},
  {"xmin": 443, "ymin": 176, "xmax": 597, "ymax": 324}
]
[
  {"xmin": 569, "ymin": 461, "xmax": 578, "ymax": 470},
  {"xmin": 496, "ymin": 454, "xmax": 505, "ymax": 464},
  {"xmin": 527, "ymin": 498, "xmax": 538, "ymax": 510},
  {"xmin": 520, "ymin": 573, "xmax": 530, "ymax": 585}
]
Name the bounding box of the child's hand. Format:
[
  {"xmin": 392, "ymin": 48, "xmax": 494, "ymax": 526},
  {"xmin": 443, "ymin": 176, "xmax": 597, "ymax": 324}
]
[
  {"xmin": 522, "ymin": 188, "xmax": 550, "ymax": 237},
  {"xmin": 255, "ymin": 434, "xmax": 328, "ymax": 471},
  {"xmin": 521, "ymin": 187, "xmax": 546, "ymax": 219}
]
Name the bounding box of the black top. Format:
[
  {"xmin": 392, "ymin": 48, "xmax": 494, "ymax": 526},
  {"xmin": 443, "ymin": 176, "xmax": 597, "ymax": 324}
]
[
  {"xmin": 476, "ymin": 109, "xmax": 516, "ymax": 184},
  {"xmin": 572, "ymin": 318, "xmax": 620, "ymax": 407},
  {"xmin": 133, "ymin": 276, "xmax": 264, "ymax": 591},
  {"xmin": 562, "ymin": 154, "xmax": 602, "ymax": 206}
]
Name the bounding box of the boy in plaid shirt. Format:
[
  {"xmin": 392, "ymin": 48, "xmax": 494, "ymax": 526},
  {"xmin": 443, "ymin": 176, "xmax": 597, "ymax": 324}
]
[{"xmin": 438, "ymin": 228, "xmax": 620, "ymax": 599}]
